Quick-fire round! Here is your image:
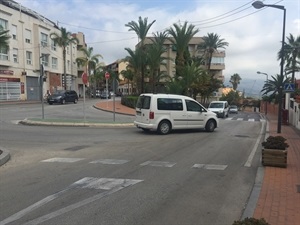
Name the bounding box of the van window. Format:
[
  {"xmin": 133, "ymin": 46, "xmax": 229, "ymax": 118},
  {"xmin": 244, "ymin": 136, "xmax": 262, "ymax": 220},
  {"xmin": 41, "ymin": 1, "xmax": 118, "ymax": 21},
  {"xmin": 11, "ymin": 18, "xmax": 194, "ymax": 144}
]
[
  {"xmin": 209, "ymin": 102, "xmax": 224, "ymax": 108},
  {"xmin": 157, "ymin": 98, "xmax": 183, "ymax": 111},
  {"xmin": 186, "ymin": 100, "xmax": 201, "ymax": 112},
  {"xmin": 136, "ymin": 96, "xmax": 151, "ymax": 109}
]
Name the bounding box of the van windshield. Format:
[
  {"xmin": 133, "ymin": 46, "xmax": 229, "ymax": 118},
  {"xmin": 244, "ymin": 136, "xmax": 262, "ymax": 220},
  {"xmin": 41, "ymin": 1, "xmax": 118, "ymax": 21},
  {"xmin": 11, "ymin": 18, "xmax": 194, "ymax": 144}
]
[
  {"xmin": 136, "ymin": 96, "xmax": 151, "ymax": 109},
  {"xmin": 209, "ymin": 103, "xmax": 224, "ymax": 108}
]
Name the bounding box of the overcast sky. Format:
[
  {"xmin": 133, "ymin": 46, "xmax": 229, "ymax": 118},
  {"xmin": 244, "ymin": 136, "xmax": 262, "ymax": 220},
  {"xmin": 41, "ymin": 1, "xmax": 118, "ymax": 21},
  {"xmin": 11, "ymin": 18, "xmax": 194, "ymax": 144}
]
[{"xmin": 17, "ymin": 0, "xmax": 299, "ymax": 88}]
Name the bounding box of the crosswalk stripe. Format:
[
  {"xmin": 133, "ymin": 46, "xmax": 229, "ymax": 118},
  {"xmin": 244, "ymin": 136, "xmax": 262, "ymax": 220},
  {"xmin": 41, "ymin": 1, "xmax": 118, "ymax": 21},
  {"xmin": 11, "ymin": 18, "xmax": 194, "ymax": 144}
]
[{"xmin": 41, "ymin": 158, "xmax": 85, "ymax": 163}]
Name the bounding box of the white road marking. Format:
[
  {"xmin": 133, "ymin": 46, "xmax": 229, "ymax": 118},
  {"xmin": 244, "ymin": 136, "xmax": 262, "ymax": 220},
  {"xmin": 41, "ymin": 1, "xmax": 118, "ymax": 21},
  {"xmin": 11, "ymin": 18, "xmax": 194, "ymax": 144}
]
[
  {"xmin": 244, "ymin": 120, "xmax": 266, "ymax": 167},
  {"xmin": 248, "ymin": 118, "xmax": 255, "ymax": 122},
  {"xmin": 41, "ymin": 158, "xmax": 85, "ymax": 163},
  {"xmin": 89, "ymin": 159, "xmax": 129, "ymax": 165},
  {"xmin": 140, "ymin": 161, "xmax": 176, "ymax": 167},
  {"xmin": 237, "ymin": 118, "xmax": 244, "ymax": 121},
  {"xmin": 192, "ymin": 164, "xmax": 228, "ymax": 170},
  {"xmin": 0, "ymin": 178, "xmax": 143, "ymax": 225}
]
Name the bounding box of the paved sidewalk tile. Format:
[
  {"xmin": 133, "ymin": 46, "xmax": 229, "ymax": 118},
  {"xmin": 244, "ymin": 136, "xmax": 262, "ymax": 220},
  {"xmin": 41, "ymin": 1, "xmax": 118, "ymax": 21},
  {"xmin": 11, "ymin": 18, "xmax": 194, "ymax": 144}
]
[{"xmin": 253, "ymin": 115, "xmax": 300, "ymax": 225}]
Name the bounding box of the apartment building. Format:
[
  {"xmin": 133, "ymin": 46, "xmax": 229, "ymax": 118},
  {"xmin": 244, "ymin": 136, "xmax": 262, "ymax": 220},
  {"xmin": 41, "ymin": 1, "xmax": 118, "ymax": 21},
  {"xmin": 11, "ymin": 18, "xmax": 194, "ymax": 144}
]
[
  {"xmin": 142, "ymin": 36, "xmax": 226, "ymax": 99},
  {"xmin": 0, "ymin": 0, "xmax": 80, "ymax": 101}
]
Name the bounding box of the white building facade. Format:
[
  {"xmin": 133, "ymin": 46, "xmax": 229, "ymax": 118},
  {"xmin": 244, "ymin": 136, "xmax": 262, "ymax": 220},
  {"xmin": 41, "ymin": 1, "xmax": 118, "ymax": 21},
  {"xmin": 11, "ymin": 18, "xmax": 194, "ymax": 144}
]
[{"xmin": 0, "ymin": 0, "xmax": 79, "ymax": 101}]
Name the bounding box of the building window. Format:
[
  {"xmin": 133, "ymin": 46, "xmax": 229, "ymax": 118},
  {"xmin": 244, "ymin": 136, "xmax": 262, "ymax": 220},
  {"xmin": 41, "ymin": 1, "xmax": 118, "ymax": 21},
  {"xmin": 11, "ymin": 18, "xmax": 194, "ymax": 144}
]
[
  {"xmin": 0, "ymin": 47, "xmax": 9, "ymax": 60},
  {"xmin": 51, "ymin": 39, "xmax": 56, "ymax": 51},
  {"xmin": 41, "ymin": 53, "xmax": 49, "ymax": 66},
  {"xmin": 40, "ymin": 32, "xmax": 48, "ymax": 47},
  {"xmin": 11, "ymin": 25, "xmax": 17, "ymax": 40},
  {"xmin": 13, "ymin": 48, "xmax": 18, "ymax": 63},
  {"xmin": 52, "ymin": 57, "xmax": 57, "ymax": 69},
  {"xmin": 26, "ymin": 51, "xmax": 32, "ymax": 65},
  {"xmin": 67, "ymin": 60, "xmax": 70, "ymax": 70},
  {"xmin": 0, "ymin": 18, "xmax": 8, "ymax": 29},
  {"xmin": 67, "ymin": 46, "xmax": 70, "ymax": 54},
  {"xmin": 25, "ymin": 29, "xmax": 31, "ymax": 43},
  {"xmin": 211, "ymin": 57, "xmax": 224, "ymax": 65}
]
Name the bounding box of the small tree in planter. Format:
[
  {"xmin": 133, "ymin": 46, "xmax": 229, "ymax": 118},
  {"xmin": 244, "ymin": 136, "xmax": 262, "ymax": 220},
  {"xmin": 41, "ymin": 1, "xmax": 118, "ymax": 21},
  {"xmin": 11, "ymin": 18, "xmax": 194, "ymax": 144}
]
[
  {"xmin": 261, "ymin": 135, "xmax": 289, "ymax": 167},
  {"xmin": 232, "ymin": 217, "xmax": 270, "ymax": 225}
]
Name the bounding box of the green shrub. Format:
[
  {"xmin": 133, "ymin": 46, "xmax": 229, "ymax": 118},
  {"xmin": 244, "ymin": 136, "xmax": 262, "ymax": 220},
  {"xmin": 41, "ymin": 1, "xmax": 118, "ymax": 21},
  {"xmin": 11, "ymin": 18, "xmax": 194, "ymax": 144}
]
[
  {"xmin": 121, "ymin": 95, "xmax": 138, "ymax": 109},
  {"xmin": 232, "ymin": 217, "xmax": 270, "ymax": 225}
]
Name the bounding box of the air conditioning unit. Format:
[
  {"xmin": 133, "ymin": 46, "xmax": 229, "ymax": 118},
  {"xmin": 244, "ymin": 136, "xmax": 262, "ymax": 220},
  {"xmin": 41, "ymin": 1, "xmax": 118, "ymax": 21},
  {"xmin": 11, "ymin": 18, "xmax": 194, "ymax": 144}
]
[{"xmin": 21, "ymin": 71, "xmax": 27, "ymax": 76}]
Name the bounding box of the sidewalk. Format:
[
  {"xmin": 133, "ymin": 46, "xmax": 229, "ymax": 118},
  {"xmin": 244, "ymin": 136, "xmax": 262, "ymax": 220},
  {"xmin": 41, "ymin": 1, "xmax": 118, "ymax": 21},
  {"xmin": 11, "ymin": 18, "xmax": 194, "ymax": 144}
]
[
  {"xmin": 253, "ymin": 114, "xmax": 300, "ymax": 225},
  {"xmin": 94, "ymin": 99, "xmax": 135, "ymax": 116}
]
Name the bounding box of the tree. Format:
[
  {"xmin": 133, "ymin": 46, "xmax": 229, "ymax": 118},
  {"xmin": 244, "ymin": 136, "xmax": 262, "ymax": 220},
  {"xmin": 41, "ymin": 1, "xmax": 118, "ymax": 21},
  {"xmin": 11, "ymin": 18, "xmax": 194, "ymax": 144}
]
[
  {"xmin": 50, "ymin": 27, "xmax": 79, "ymax": 90},
  {"xmin": 278, "ymin": 33, "xmax": 300, "ymax": 83},
  {"xmin": 198, "ymin": 33, "xmax": 228, "ymax": 74},
  {"xmin": 125, "ymin": 16, "xmax": 156, "ymax": 94},
  {"xmin": 230, "ymin": 73, "xmax": 242, "ymax": 90},
  {"xmin": 167, "ymin": 21, "xmax": 199, "ymax": 78},
  {"xmin": 121, "ymin": 69, "xmax": 134, "ymax": 95},
  {"xmin": 147, "ymin": 31, "xmax": 169, "ymax": 92},
  {"xmin": 0, "ymin": 25, "xmax": 10, "ymax": 49},
  {"xmin": 261, "ymin": 74, "xmax": 291, "ymax": 103},
  {"xmin": 76, "ymin": 46, "xmax": 103, "ymax": 96},
  {"xmin": 124, "ymin": 47, "xmax": 143, "ymax": 93},
  {"xmin": 220, "ymin": 90, "xmax": 240, "ymax": 105}
]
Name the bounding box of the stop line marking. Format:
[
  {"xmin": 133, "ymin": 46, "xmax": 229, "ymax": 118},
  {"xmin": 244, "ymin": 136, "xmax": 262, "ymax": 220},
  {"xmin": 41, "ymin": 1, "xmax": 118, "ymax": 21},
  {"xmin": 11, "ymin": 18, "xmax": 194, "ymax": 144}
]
[
  {"xmin": 41, "ymin": 158, "xmax": 85, "ymax": 163},
  {"xmin": 192, "ymin": 164, "xmax": 228, "ymax": 170}
]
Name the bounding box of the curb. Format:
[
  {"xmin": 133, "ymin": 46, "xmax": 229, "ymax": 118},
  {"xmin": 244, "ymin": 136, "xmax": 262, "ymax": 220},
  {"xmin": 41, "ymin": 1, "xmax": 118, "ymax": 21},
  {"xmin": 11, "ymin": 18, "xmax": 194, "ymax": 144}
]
[
  {"xmin": 19, "ymin": 119, "xmax": 134, "ymax": 127},
  {"xmin": 0, "ymin": 146, "xmax": 11, "ymax": 167}
]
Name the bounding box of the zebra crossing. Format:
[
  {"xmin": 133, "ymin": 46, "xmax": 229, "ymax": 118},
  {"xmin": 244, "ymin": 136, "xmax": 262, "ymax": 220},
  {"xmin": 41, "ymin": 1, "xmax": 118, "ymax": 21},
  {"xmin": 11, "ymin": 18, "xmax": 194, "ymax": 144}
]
[
  {"xmin": 41, "ymin": 157, "xmax": 228, "ymax": 171},
  {"xmin": 225, "ymin": 117, "xmax": 265, "ymax": 122}
]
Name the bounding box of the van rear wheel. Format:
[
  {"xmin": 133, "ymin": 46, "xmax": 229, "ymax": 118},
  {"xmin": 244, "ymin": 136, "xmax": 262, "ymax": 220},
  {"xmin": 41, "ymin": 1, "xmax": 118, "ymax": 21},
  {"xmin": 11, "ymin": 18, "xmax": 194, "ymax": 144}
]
[
  {"xmin": 157, "ymin": 120, "xmax": 171, "ymax": 135},
  {"xmin": 205, "ymin": 120, "xmax": 216, "ymax": 132}
]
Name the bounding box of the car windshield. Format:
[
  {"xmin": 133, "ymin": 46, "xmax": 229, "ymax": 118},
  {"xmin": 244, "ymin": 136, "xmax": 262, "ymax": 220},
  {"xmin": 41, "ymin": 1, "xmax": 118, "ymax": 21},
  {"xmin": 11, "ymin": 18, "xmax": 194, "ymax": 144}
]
[
  {"xmin": 209, "ymin": 103, "xmax": 223, "ymax": 108},
  {"xmin": 52, "ymin": 90, "xmax": 65, "ymax": 96},
  {"xmin": 231, "ymin": 105, "xmax": 237, "ymax": 108}
]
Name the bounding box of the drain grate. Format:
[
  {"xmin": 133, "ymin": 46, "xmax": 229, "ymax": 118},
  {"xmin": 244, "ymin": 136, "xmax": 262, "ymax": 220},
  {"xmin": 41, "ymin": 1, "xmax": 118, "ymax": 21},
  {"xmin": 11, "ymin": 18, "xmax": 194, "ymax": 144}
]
[
  {"xmin": 64, "ymin": 145, "xmax": 89, "ymax": 151},
  {"xmin": 297, "ymin": 185, "xmax": 300, "ymax": 193},
  {"xmin": 235, "ymin": 135, "xmax": 250, "ymax": 138}
]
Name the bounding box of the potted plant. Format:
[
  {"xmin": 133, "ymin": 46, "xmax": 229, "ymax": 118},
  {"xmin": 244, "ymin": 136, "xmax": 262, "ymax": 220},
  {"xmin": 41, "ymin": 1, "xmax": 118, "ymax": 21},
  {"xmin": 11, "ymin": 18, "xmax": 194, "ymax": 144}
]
[
  {"xmin": 261, "ymin": 136, "xmax": 289, "ymax": 168},
  {"xmin": 232, "ymin": 217, "xmax": 270, "ymax": 225}
]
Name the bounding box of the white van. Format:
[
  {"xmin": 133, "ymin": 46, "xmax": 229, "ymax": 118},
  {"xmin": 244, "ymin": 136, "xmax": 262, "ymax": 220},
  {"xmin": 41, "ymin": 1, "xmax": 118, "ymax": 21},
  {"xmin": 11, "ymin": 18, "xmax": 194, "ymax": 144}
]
[
  {"xmin": 134, "ymin": 94, "xmax": 219, "ymax": 134},
  {"xmin": 207, "ymin": 101, "xmax": 229, "ymax": 118}
]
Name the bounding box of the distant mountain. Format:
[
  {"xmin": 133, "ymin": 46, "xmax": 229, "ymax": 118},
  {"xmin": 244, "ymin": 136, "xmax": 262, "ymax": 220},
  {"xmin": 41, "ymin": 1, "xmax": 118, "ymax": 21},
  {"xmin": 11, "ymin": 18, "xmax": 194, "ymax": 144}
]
[{"xmin": 224, "ymin": 78, "xmax": 265, "ymax": 99}]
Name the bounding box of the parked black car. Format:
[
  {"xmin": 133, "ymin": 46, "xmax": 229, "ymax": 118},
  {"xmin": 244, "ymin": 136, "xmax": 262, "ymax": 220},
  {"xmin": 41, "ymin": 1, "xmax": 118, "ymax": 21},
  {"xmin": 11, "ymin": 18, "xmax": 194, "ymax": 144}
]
[{"xmin": 47, "ymin": 90, "xmax": 78, "ymax": 105}]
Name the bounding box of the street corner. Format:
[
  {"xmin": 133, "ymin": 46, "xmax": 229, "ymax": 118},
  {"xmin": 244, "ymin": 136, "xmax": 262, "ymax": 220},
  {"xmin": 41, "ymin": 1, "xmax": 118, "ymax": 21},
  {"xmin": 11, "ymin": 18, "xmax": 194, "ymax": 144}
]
[{"xmin": 0, "ymin": 147, "xmax": 11, "ymax": 166}]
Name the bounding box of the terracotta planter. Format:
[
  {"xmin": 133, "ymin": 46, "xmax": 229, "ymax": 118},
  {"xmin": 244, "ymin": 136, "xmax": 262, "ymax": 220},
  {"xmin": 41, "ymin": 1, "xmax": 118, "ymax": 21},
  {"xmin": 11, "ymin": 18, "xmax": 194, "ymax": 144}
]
[{"xmin": 262, "ymin": 148, "xmax": 287, "ymax": 168}]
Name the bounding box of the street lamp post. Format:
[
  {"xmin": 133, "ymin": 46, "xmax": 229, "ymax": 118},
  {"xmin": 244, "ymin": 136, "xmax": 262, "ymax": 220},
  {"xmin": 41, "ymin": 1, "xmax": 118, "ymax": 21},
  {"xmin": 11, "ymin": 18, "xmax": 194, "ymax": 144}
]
[
  {"xmin": 257, "ymin": 71, "xmax": 268, "ymax": 115},
  {"xmin": 252, "ymin": 1, "xmax": 286, "ymax": 133}
]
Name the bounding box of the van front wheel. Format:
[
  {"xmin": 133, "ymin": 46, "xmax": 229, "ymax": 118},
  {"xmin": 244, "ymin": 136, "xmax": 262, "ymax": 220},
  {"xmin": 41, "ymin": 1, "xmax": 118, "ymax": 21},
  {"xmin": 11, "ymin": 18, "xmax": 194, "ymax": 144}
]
[
  {"xmin": 205, "ymin": 120, "xmax": 216, "ymax": 132},
  {"xmin": 157, "ymin": 120, "xmax": 171, "ymax": 135}
]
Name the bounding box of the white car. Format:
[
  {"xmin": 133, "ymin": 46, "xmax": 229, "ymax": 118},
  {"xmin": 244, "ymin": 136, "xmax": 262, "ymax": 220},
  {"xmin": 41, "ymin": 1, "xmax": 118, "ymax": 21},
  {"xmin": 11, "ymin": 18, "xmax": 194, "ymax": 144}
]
[
  {"xmin": 229, "ymin": 105, "xmax": 238, "ymax": 113},
  {"xmin": 134, "ymin": 94, "xmax": 219, "ymax": 134}
]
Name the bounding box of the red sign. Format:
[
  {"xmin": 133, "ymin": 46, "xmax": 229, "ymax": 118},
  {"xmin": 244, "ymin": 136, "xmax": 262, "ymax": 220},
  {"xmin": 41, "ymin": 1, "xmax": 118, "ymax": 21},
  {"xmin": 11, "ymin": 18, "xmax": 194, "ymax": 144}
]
[
  {"xmin": 82, "ymin": 72, "xmax": 88, "ymax": 85},
  {"xmin": 105, "ymin": 72, "xmax": 110, "ymax": 79}
]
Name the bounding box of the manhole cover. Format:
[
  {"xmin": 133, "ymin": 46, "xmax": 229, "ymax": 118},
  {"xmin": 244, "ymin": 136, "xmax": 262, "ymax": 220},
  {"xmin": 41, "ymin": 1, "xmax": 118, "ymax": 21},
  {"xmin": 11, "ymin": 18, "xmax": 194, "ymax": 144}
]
[{"xmin": 64, "ymin": 145, "xmax": 89, "ymax": 151}]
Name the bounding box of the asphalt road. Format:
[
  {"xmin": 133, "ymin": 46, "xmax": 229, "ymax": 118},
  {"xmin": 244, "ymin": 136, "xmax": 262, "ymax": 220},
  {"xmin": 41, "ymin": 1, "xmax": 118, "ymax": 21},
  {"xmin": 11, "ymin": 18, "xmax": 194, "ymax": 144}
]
[{"xmin": 0, "ymin": 101, "xmax": 265, "ymax": 225}]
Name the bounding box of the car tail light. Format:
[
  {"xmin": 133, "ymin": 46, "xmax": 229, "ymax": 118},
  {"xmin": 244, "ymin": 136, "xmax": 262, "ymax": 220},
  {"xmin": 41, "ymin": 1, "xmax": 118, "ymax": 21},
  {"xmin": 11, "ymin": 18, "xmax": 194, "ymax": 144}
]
[{"xmin": 149, "ymin": 111, "xmax": 154, "ymax": 119}]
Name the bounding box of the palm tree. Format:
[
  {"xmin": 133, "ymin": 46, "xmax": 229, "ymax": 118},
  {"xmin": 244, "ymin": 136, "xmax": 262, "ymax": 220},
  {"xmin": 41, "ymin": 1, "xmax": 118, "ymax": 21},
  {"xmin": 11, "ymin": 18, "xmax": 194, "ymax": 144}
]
[
  {"xmin": 125, "ymin": 16, "xmax": 156, "ymax": 94},
  {"xmin": 198, "ymin": 33, "xmax": 229, "ymax": 74},
  {"xmin": 0, "ymin": 25, "xmax": 10, "ymax": 49},
  {"xmin": 230, "ymin": 73, "xmax": 242, "ymax": 90},
  {"xmin": 147, "ymin": 31, "xmax": 169, "ymax": 92},
  {"xmin": 278, "ymin": 33, "xmax": 300, "ymax": 83},
  {"xmin": 121, "ymin": 69, "xmax": 134, "ymax": 95},
  {"xmin": 167, "ymin": 21, "xmax": 199, "ymax": 78},
  {"xmin": 76, "ymin": 47, "xmax": 103, "ymax": 96},
  {"xmin": 261, "ymin": 74, "xmax": 291, "ymax": 103},
  {"xmin": 124, "ymin": 47, "xmax": 143, "ymax": 93},
  {"xmin": 50, "ymin": 27, "xmax": 79, "ymax": 90}
]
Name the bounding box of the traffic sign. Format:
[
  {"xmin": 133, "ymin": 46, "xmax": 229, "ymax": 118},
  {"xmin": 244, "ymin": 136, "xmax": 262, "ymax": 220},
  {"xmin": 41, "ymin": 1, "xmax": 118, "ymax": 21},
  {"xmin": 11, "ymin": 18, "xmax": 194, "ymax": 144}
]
[
  {"xmin": 284, "ymin": 83, "xmax": 295, "ymax": 92},
  {"xmin": 105, "ymin": 72, "xmax": 110, "ymax": 79},
  {"xmin": 82, "ymin": 72, "xmax": 88, "ymax": 85}
]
